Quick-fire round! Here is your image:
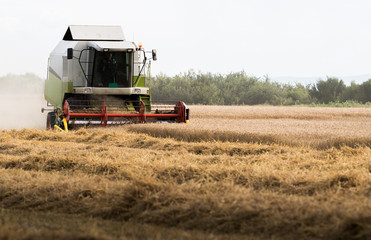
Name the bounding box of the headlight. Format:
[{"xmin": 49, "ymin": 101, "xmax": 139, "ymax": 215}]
[{"xmin": 134, "ymin": 89, "xmax": 141, "ymax": 94}]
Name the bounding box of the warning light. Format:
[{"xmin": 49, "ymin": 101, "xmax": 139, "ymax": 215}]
[{"xmin": 138, "ymin": 42, "xmax": 143, "ymax": 48}]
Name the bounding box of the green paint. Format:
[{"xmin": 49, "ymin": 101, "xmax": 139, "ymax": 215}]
[
  {"xmin": 67, "ymin": 82, "xmax": 73, "ymax": 93},
  {"xmin": 139, "ymin": 95, "xmax": 151, "ymax": 111},
  {"xmin": 133, "ymin": 76, "xmax": 145, "ymax": 87},
  {"xmin": 126, "ymin": 102, "xmax": 135, "ymax": 111},
  {"xmin": 44, "ymin": 72, "xmax": 72, "ymax": 108}
]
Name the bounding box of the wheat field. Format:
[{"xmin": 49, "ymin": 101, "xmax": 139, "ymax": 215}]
[
  {"xmin": 128, "ymin": 105, "xmax": 371, "ymax": 148},
  {"xmin": 1, "ymin": 106, "xmax": 371, "ymax": 239}
]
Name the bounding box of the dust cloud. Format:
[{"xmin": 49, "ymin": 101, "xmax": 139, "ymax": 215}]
[{"xmin": 0, "ymin": 74, "xmax": 47, "ymax": 130}]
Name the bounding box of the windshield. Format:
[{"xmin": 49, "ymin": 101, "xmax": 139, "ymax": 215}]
[{"xmin": 90, "ymin": 51, "xmax": 132, "ymax": 88}]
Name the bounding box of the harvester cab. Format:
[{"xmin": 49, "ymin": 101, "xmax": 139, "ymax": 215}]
[{"xmin": 43, "ymin": 25, "xmax": 189, "ymax": 130}]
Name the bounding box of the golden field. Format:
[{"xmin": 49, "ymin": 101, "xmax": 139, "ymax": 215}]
[
  {"xmin": 129, "ymin": 105, "xmax": 371, "ymax": 148},
  {"xmin": 1, "ymin": 105, "xmax": 371, "ymax": 240}
]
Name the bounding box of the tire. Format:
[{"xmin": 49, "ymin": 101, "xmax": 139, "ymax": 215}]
[{"xmin": 46, "ymin": 112, "xmax": 56, "ymax": 130}]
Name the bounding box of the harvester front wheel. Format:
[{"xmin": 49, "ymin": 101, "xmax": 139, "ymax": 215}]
[{"xmin": 46, "ymin": 112, "xmax": 56, "ymax": 130}]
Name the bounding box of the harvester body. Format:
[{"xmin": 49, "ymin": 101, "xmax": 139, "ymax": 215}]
[{"xmin": 44, "ymin": 25, "xmax": 189, "ymax": 129}]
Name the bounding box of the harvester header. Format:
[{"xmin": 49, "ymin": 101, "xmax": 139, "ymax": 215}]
[{"xmin": 43, "ymin": 25, "xmax": 189, "ymax": 130}]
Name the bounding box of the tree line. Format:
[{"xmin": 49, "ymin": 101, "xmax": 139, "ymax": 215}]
[
  {"xmin": 151, "ymin": 71, "xmax": 371, "ymax": 105},
  {"xmin": 1, "ymin": 72, "xmax": 369, "ymax": 105}
]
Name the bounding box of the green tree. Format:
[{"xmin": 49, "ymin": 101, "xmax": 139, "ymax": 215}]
[
  {"xmin": 246, "ymin": 80, "xmax": 285, "ymax": 105},
  {"xmin": 286, "ymin": 83, "xmax": 312, "ymax": 105},
  {"xmin": 359, "ymin": 79, "xmax": 371, "ymax": 103},
  {"xmin": 309, "ymin": 77, "xmax": 346, "ymax": 103},
  {"xmin": 341, "ymin": 81, "xmax": 361, "ymax": 102}
]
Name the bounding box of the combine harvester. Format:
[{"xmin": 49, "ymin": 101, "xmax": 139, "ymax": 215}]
[{"xmin": 43, "ymin": 25, "xmax": 189, "ymax": 130}]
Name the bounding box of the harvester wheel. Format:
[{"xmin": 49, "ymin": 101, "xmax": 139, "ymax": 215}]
[{"xmin": 46, "ymin": 112, "xmax": 56, "ymax": 130}]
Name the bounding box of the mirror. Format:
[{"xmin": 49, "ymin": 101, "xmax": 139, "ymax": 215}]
[
  {"xmin": 67, "ymin": 48, "xmax": 73, "ymax": 59},
  {"xmin": 152, "ymin": 49, "xmax": 157, "ymax": 61}
]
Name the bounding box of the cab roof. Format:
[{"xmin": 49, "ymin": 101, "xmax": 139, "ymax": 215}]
[{"xmin": 63, "ymin": 25, "xmax": 125, "ymax": 41}]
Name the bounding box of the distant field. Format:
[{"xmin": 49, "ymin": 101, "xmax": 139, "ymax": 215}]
[
  {"xmin": 128, "ymin": 105, "xmax": 371, "ymax": 148},
  {"xmin": 1, "ymin": 106, "xmax": 371, "ymax": 239}
]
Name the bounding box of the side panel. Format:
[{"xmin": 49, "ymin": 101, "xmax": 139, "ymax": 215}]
[
  {"xmin": 45, "ymin": 40, "xmax": 81, "ymax": 108},
  {"xmin": 45, "ymin": 71, "xmax": 72, "ymax": 109},
  {"xmin": 133, "ymin": 76, "xmax": 146, "ymax": 87}
]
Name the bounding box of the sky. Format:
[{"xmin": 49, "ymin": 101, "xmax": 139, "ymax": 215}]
[{"xmin": 1, "ymin": 0, "xmax": 371, "ymax": 82}]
